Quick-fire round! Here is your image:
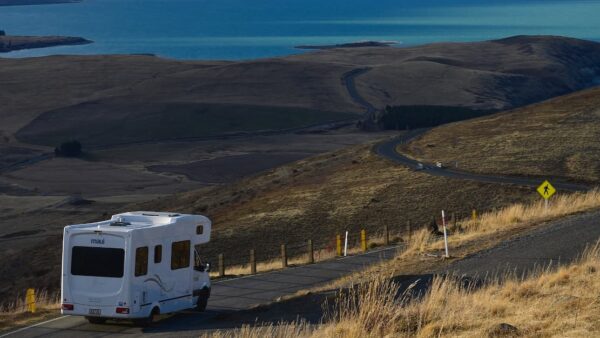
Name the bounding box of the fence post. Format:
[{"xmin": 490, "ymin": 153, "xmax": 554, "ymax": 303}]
[
  {"xmin": 361, "ymin": 229, "xmax": 367, "ymax": 252},
  {"xmin": 383, "ymin": 225, "xmax": 389, "ymax": 246},
  {"xmin": 336, "ymin": 234, "xmax": 342, "ymax": 256},
  {"xmin": 250, "ymin": 249, "xmax": 256, "ymax": 275},
  {"xmin": 281, "ymin": 244, "xmax": 288, "ymax": 268},
  {"xmin": 308, "ymin": 239, "xmax": 314, "ymax": 264},
  {"xmin": 26, "ymin": 288, "xmax": 36, "ymax": 313},
  {"xmin": 218, "ymin": 253, "xmax": 224, "ymax": 277},
  {"xmin": 472, "ymin": 209, "xmax": 477, "ymax": 220},
  {"xmin": 406, "ymin": 220, "xmax": 412, "ymax": 241}
]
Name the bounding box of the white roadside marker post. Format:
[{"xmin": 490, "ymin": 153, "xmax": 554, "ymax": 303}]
[
  {"xmin": 442, "ymin": 210, "xmax": 449, "ymax": 258},
  {"xmin": 344, "ymin": 231, "xmax": 349, "ymax": 257}
]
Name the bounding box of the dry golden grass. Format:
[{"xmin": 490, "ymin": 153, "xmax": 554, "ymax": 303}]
[
  {"xmin": 203, "ymin": 243, "xmax": 600, "ymax": 337},
  {"xmin": 415, "ymin": 189, "xmax": 600, "ymax": 256},
  {"xmin": 0, "ymin": 289, "xmax": 60, "ymax": 331},
  {"xmin": 404, "ymin": 87, "xmax": 600, "ymax": 183}
]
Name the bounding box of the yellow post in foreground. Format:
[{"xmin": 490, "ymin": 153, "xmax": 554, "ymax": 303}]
[
  {"xmin": 361, "ymin": 229, "xmax": 367, "ymax": 252},
  {"xmin": 471, "ymin": 209, "xmax": 477, "ymax": 220},
  {"xmin": 26, "ymin": 288, "xmax": 36, "ymax": 313},
  {"xmin": 336, "ymin": 234, "xmax": 342, "ymax": 256}
]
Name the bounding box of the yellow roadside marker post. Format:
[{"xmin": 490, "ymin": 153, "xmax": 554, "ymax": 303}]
[
  {"xmin": 537, "ymin": 180, "xmax": 556, "ymax": 211},
  {"xmin": 336, "ymin": 234, "xmax": 342, "ymax": 256},
  {"xmin": 360, "ymin": 229, "xmax": 367, "ymax": 252},
  {"xmin": 26, "ymin": 288, "xmax": 36, "ymax": 313}
]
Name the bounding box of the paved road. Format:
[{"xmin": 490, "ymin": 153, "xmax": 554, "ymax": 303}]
[
  {"xmin": 1, "ymin": 246, "xmax": 401, "ymax": 338},
  {"xmin": 442, "ymin": 210, "xmax": 600, "ymax": 278},
  {"xmin": 340, "ymin": 66, "xmax": 592, "ymax": 192}
]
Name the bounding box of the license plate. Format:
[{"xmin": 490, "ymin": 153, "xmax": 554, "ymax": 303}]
[{"xmin": 88, "ymin": 308, "xmax": 101, "ymax": 315}]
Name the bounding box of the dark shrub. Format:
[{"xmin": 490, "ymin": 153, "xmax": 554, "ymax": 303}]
[
  {"xmin": 55, "ymin": 140, "xmax": 83, "ymax": 157},
  {"xmin": 379, "ymin": 105, "xmax": 496, "ymax": 130}
]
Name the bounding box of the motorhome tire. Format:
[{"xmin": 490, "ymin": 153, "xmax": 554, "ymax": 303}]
[
  {"xmin": 197, "ymin": 295, "xmax": 208, "ymax": 312},
  {"xmin": 196, "ymin": 287, "xmax": 210, "ymax": 311},
  {"xmin": 134, "ymin": 307, "xmax": 159, "ymax": 327},
  {"xmin": 85, "ymin": 316, "xmax": 107, "ymax": 324}
]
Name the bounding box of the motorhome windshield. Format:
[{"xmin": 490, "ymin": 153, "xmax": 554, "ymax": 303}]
[{"xmin": 71, "ymin": 246, "xmax": 125, "ymax": 278}]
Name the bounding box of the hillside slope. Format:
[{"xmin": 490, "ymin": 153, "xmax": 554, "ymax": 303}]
[
  {"xmin": 137, "ymin": 140, "xmax": 534, "ymax": 264},
  {"xmin": 405, "ymin": 86, "xmax": 600, "ymax": 183},
  {"xmin": 289, "ymin": 35, "xmax": 600, "ymax": 110},
  {"xmin": 2, "ymin": 35, "xmax": 599, "ymax": 147}
]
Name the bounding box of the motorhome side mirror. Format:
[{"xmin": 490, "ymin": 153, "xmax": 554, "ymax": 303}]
[{"xmin": 194, "ymin": 262, "xmax": 210, "ymax": 272}]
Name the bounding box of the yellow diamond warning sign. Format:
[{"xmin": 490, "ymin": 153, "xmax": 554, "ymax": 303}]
[{"xmin": 537, "ymin": 180, "xmax": 556, "ymax": 200}]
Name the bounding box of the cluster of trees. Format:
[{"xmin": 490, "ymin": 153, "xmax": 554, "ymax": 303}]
[
  {"xmin": 55, "ymin": 140, "xmax": 83, "ymax": 157},
  {"xmin": 0, "ymin": 30, "xmax": 5, "ymax": 36},
  {"xmin": 378, "ymin": 105, "xmax": 495, "ymax": 130}
]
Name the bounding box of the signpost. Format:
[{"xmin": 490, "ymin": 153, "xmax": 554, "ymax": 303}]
[
  {"xmin": 442, "ymin": 210, "xmax": 449, "ymax": 258},
  {"xmin": 537, "ymin": 180, "xmax": 556, "ymax": 210}
]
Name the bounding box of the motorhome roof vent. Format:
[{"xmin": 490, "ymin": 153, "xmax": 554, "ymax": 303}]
[{"xmin": 110, "ymin": 221, "xmax": 130, "ymax": 227}]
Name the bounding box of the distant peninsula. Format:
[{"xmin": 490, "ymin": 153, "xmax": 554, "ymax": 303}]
[
  {"xmin": 0, "ymin": 33, "xmax": 92, "ymax": 53},
  {"xmin": 0, "ymin": 0, "xmax": 81, "ymax": 6},
  {"xmin": 296, "ymin": 41, "xmax": 397, "ymax": 50}
]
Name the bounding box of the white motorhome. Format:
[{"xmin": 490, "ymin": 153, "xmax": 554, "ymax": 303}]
[{"xmin": 61, "ymin": 211, "xmax": 212, "ymax": 325}]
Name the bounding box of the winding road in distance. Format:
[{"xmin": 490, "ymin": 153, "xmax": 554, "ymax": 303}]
[{"xmin": 342, "ymin": 67, "xmax": 591, "ymax": 192}]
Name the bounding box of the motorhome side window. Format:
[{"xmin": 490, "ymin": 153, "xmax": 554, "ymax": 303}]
[
  {"xmin": 135, "ymin": 247, "xmax": 148, "ymax": 276},
  {"xmin": 171, "ymin": 240, "xmax": 190, "ymax": 270},
  {"xmin": 154, "ymin": 245, "xmax": 162, "ymax": 263}
]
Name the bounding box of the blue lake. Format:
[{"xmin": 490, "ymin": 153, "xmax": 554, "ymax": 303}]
[{"xmin": 1, "ymin": 0, "xmax": 600, "ymax": 60}]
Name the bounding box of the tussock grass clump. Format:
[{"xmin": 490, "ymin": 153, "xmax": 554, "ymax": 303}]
[
  {"xmin": 0, "ymin": 289, "xmax": 60, "ymax": 330},
  {"xmin": 465, "ymin": 189, "xmax": 600, "ymax": 233}
]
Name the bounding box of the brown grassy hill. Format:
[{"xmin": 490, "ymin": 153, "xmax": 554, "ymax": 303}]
[
  {"xmin": 3, "ymin": 36, "xmax": 600, "ymax": 148},
  {"xmin": 404, "ymin": 86, "xmax": 600, "ymax": 183},
  {"xmin": 289, "ymin": 35, "xmax": 600, "ymax": 110}
]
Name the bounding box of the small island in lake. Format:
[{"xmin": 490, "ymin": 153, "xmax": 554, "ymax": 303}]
[
  {"xmin": 295, "ymin": 40, "xmax": 398, "ymax": 50},
  {"xmin": 0, "ymin": 33, "xmax": 92, "ymax": 53},
  {"xmin": 0, "ymin": 0, "xmax": 81, "ymax": 6}
]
